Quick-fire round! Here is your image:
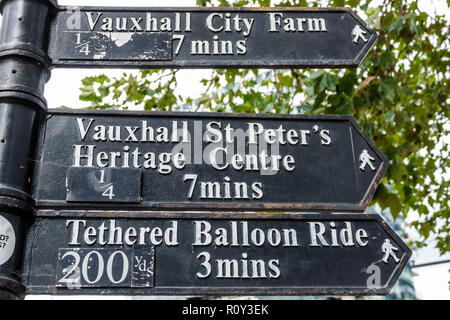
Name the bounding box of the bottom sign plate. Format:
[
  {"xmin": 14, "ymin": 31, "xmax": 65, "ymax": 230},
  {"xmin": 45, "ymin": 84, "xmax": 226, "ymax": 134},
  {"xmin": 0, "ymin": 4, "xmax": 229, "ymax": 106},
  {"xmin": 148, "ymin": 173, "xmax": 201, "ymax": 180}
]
[{"xmin": 23, "ymin": 213, "xmax": 411, "ymax": 296}]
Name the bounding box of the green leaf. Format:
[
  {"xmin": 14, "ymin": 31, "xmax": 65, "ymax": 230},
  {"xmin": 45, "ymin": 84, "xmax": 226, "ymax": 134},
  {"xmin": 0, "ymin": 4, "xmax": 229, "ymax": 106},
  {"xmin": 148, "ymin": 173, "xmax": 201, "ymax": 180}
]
[
  {"xmin": 387, "ymin": 194, "xmax": 402, "ymax": 219},
  {"xmin": 387, "ymin": 16, "xmax": 405, "ymax": 35}
]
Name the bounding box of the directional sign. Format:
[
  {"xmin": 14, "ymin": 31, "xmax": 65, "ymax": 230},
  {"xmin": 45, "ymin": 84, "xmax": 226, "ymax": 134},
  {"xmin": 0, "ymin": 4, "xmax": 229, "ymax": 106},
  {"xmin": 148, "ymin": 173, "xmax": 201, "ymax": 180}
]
[
  {"xmin": 22, "ymin": 213, "xmax": 411, "ymax": 296},
  {"xmin": 33, "ymin": 109, "xmax": 388, "ymax": 213},
  {"xmin": 49, "ymin": 7, "xmax": 377, "ymax": 68}
]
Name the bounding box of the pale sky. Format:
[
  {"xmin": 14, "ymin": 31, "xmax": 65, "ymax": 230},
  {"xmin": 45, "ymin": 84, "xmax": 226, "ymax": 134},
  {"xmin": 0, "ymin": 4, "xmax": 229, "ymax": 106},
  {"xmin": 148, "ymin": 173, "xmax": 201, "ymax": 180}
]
[{"xmin": 12, "ymin": 0, "xmax": 450, "ymax": 300}]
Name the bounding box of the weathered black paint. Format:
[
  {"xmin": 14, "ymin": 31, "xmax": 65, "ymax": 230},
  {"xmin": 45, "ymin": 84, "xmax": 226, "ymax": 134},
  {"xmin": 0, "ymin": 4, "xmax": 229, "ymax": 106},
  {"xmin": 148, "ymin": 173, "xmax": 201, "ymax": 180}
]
[
  {"xmin": 0, "ymin": 0, "xmax": 56, "ymax": 299},
  {"xmin": 49, "ymin": 7, "xmax": 377, "ymax": 68},
  {"xmin": 22, "ymin": 213, "xmax": 411, "ymax": 296},
  {"xmin": 33, "ymin": 109, "xmax": 388, "ymax": 213},
  {"xmin": 57, "ymin": 31, "xmax": 172, "ymax": 62}
]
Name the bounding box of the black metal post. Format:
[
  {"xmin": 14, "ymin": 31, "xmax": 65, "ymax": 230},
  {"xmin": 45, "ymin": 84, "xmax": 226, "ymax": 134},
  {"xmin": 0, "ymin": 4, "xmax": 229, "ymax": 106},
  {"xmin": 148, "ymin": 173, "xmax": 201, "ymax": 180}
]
[{"xmin": 0, "ymin": 0, "xmax": 56, "ymax": 299}]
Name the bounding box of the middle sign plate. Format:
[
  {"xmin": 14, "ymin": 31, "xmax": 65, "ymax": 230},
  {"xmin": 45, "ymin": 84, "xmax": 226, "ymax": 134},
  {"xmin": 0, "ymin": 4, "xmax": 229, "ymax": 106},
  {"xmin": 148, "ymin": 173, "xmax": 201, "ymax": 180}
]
[{"xmin": 33, "ymin": 109, "xmax": 388, "ymax": 213}]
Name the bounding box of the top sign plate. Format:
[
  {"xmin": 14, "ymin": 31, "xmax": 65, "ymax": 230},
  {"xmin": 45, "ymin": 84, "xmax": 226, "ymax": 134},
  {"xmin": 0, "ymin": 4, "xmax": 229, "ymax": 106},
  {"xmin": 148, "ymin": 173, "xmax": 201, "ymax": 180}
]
[{"xmin": 49, "ymin": 7, "xmax": 378, "ymax": 68}]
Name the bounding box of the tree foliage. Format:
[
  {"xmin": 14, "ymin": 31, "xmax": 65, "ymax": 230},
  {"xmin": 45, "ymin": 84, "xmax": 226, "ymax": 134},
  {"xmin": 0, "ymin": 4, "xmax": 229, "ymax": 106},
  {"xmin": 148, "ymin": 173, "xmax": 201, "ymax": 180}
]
[{"xmin": 76, "ymin": 0, "xmax": 449, "ymax": 254}]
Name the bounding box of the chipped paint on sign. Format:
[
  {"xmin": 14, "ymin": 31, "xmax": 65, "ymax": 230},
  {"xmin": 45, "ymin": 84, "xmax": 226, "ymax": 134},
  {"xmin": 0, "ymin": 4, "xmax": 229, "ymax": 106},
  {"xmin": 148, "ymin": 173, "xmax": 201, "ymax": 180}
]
[
  {"xmin": 110, "ymin": 32, "xmax": 133, "ymax": 47},
  {"xmin": 57, "ymin": 30, "xmax": 172, "ymax": 61}
]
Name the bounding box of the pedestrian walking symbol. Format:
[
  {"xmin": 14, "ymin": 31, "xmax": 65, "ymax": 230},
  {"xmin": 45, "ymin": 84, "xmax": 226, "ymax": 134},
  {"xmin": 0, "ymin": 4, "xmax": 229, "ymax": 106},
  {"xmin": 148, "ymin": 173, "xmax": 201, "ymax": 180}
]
[
  {"xmin": 359, "ymin": 149, "xmax": 376, "ymax": 171},
  {"xmin": 381, "ymin": 239, "xmax": 400, "ymax": 264},
  {"xmin": 352, "ymin": 25, "xmax": 368, "ymax": 44}
]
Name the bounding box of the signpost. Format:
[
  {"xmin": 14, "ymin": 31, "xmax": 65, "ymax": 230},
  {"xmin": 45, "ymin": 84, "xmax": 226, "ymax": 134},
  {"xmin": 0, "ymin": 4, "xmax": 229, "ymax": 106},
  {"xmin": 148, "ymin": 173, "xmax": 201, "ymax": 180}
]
[
  {"xmin": 49, "ymin": 7, "xmax": 377, "ymax": 68},
  {"xmin": 0, "ymin": 0, "xmax": 411, "ymax": 301},
  {"xmin": 33, "ymin": 109, "xmax": 388, "ymax": 213},
  {"xmin": 23, "ymin": 213, "xmax": 411, "ymax": 296}
]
